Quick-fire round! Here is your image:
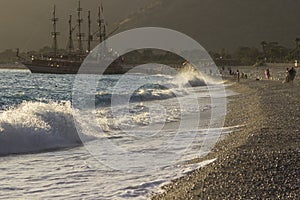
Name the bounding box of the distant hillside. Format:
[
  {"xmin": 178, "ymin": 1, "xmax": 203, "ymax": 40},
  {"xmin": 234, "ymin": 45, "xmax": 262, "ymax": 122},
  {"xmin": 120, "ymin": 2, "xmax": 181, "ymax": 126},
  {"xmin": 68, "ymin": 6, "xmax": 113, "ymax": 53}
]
[
  {"xmin": 119, "ymin": 0, "xmax": 300, "ymax": 51},
  {"xmin": 2, "ymin": 0, "xmax": 300, "ymax": 52}
]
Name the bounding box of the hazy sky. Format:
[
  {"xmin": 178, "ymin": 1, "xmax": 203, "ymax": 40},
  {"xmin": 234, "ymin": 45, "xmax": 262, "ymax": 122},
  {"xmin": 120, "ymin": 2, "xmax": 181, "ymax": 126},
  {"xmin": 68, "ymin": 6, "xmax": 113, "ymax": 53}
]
[
  {"xmin": 1, "ymin": 0, "xmax": 300, "ymax": 52},
  {"xmin": 0, "ymin": 0, "xmax": 152, "ymax": 52}
]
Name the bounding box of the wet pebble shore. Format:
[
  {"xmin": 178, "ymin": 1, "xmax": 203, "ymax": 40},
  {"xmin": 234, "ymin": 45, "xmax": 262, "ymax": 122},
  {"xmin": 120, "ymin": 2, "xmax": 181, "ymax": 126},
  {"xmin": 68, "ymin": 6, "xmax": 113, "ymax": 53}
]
[{"xmin": 152, "ymin": 79, "xmax": 300, "ymax": 199}]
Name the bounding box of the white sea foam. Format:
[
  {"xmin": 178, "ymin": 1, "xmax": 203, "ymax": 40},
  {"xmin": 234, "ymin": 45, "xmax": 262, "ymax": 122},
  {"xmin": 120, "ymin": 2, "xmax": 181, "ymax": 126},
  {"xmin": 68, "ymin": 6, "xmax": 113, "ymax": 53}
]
[
  {"xmin": 0, "ymin": 101, "xmax": 87, "ymax": 155},
  {"xmin": 95, "ymin": 84, "xmax": 186, "ymax": 106},
  {"xmin": 174, "ymin": 69, "xmax": 207, "ymax": 87}
]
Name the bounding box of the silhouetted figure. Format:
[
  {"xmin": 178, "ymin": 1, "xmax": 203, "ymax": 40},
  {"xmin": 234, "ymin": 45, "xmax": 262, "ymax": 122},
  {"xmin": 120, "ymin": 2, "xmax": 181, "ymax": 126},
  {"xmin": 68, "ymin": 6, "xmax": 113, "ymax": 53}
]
[
  {"xmin": 228, "ymin": 67, "xmax": 233, "ymax": 75},
  {"xmin": 284, "ymin": 67, "xmax": 296, "ymax": 83},
  {"xmin": 289, "ymin": 67, "xmax": 296, "ymax": 82},
  {"xmin": 236, "ymin": 69, "xmax": 240, "ymax": 82}
]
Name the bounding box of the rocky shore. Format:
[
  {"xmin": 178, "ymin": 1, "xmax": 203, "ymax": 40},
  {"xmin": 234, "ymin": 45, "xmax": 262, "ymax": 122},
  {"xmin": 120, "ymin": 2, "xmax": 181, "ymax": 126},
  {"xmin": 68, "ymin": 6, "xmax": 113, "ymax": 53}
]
[{"xmin": 152, "ymin": 78, "xmax": 299, "ymax": 199}]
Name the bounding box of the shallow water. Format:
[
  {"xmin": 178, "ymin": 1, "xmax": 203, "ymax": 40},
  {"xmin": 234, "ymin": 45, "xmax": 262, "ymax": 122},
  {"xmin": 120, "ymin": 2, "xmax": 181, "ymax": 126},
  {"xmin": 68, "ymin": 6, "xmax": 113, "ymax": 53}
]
[{"xmin": 0, "ymin": 69, "xmax": 229, "ymax": 199}]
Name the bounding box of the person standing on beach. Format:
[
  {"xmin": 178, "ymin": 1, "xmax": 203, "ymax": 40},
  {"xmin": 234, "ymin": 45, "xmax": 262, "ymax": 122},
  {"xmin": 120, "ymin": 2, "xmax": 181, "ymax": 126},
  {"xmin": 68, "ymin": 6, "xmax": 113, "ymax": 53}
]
[
  {"xmin": 236, "ymin": 69, "xmax": 240, "ymax": 82},
  {"xmin": 264, "ymin": 68, "xmax": 270, "ymax": 79},
  {"xmin": 283, "ymin": 67, "xmax": 296, "ymax": 83},
  {"xmin": 289, "ymin": 67, "xmax": 296, "ymax": 83},
  {"xmin": 284, "ymin": 68, "xmax": 290, "ymax": 83}
]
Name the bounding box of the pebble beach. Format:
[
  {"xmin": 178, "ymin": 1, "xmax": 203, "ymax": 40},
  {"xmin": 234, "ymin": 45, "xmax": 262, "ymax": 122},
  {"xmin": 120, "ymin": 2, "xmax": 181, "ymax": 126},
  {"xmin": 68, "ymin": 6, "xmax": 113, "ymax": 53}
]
[{"xmin": 153, "ymin": 66, "xmax": 300, "ymax": 199}]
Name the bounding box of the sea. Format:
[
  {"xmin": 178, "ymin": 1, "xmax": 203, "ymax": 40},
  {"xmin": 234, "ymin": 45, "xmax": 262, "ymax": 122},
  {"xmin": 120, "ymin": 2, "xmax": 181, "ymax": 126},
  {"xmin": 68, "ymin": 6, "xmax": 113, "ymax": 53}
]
[{"xmin": 0, "ymin": 68, "xmax": 232, "ymax": 199}]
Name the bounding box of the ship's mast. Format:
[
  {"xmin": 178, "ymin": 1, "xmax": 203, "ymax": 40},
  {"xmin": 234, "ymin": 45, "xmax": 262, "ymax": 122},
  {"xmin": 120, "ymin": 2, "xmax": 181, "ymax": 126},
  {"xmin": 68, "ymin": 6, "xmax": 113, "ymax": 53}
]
[
  {"xmin": 87, "ymin": 10, "xmax": 92, "ymax": 53},
  {"xmin": 77, "ymin": 1, "xmax": 84, "ymax": 53},
  {"xmin": 102, "ymin": 3, "xmax": 106, "ymax": 41},
  {"xmin": 67, "ymin": 15, "xmax": 74, "ymax": 54},
  {"xmin": 98, "ymin": 3, "xmax": 106, "ymax": 43},
  {"xmin": 51, "ymin": 5, "xmax": 59, "ymax": 57},
  {"xmin": 97, "ymin": 6, "xmax": 102, "ymax": 43}
]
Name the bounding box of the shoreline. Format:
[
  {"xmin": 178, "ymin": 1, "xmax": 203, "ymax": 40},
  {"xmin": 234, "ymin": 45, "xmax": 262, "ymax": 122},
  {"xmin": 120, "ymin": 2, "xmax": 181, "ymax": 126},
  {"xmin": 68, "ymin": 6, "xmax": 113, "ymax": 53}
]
[
  {"xmin": 0, "ymin": 64, "xmax": 27, "ymax": 70},
  {"xmin": 152, "ymin": 78, "xmax": 299, "ymax": 199}
]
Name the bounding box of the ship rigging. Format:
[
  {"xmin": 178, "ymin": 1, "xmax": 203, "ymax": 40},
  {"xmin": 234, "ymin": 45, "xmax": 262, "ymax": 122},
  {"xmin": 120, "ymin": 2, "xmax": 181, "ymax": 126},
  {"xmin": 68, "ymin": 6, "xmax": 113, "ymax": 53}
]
[{"xmin": 20, "ymin": 1, "xmax": 125, "ymax": 74}]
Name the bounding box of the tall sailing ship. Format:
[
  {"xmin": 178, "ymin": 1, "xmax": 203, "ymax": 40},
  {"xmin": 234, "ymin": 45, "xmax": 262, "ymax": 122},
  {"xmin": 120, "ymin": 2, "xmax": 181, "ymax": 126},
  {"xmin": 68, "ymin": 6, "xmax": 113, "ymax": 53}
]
[{"xmin": 21, "ymin": 1, "xmax": 128, "ymax": 74}]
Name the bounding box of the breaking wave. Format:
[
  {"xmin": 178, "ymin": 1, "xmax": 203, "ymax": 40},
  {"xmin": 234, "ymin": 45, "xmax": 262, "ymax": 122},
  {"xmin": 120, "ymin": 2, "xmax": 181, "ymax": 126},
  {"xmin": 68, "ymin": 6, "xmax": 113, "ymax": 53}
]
[
  {"xmin": 174, "ymin": 69, "xmax": 207, "ymax": 87},
  {"xmin": 94, "ymin": 69, "xmax": 209, "ymax": 107},
  {"xmin": 95, "ymin": 84, "xmax": 187, "ymax": 107},
  {"xmin": 0, "ymin": 68, "xmax": 219, "ymax": 156},
  {"xmin": 0, "ymin": 101, "xmax": 88, "ymax": 156}
]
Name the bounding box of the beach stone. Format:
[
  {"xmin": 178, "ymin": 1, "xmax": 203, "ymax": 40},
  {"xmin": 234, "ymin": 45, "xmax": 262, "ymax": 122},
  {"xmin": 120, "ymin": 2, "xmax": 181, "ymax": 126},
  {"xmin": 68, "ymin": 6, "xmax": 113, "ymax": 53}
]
[{"xmin": 152, "ymin": 78, "xmax": 300, "ymax": 200}]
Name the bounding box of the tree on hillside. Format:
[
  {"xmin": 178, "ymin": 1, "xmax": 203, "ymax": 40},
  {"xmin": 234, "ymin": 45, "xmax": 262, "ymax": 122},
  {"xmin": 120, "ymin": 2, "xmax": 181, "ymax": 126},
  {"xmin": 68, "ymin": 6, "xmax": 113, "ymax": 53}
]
[
  {"xmin": 295, "ymin": 38, "xmax": 300, "ymax": 60},
  {"xmin": 260, "ymin": 41, "xmax": 267, "ymax": 61},
  {"xmin": 233, "ymin": 46, "xmax": 260, "ymax": 65}
]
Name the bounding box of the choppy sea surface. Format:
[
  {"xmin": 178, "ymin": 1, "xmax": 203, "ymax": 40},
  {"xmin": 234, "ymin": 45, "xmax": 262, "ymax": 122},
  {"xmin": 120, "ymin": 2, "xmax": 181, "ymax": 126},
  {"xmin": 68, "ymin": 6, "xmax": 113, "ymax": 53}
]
[{"xmin": 0, "ymin": 68, "xmax": 230, "ymax": 199}]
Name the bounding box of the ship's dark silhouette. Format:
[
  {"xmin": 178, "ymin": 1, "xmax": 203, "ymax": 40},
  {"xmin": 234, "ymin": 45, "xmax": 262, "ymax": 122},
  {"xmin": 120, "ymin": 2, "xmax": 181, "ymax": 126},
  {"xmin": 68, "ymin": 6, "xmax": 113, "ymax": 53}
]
[{"xmin": 21, "ymin": 1, "xmax": 129, "ymax": 74}]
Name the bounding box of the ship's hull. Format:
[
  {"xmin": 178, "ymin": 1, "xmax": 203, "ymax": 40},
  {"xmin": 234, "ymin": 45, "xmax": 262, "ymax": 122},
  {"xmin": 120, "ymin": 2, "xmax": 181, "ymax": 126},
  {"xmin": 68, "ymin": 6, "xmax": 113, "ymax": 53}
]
[
  {"xmin": 23, "ymin": 61, "xmax": 131, "ymax": 74},
  {"xmin": 24, "ymin": 64, "xmax": 79, "ymax": 74},
  {"xmin": 23, "ymin": 58, "xmax": 186, "ymax": 75}
]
